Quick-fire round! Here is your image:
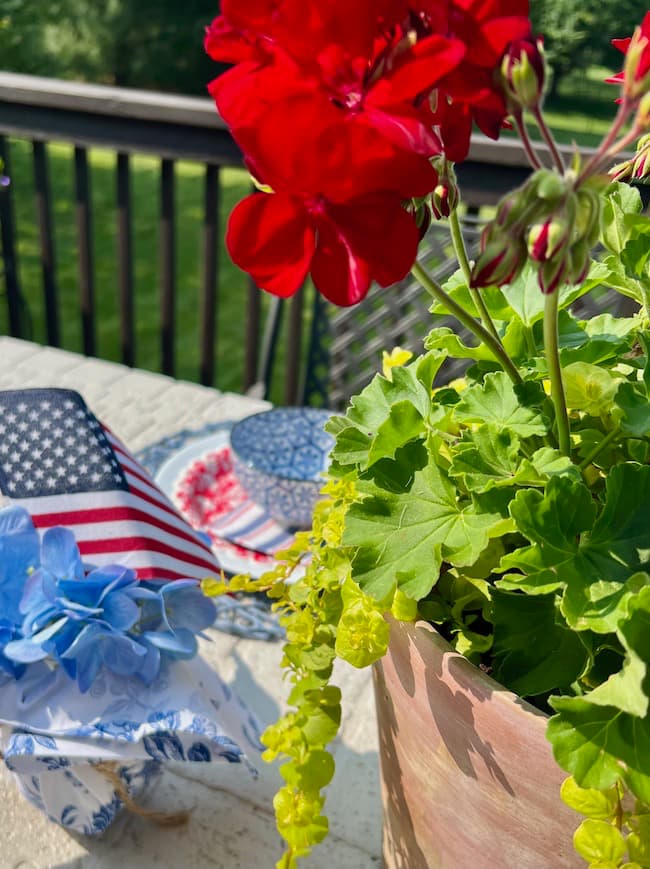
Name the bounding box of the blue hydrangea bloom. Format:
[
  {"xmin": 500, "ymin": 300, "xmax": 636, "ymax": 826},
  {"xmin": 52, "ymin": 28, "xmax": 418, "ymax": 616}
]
[
  {"xmin": 138, "ymin": 579, "xmax": 217, "ymax": 663},
  {"xmin": 0, "ymin": 505, "xmax": 40, "ymax": 625},
  {"xmin": 0, "ymin": 507, "xmax": 217, "ymax": 692}
]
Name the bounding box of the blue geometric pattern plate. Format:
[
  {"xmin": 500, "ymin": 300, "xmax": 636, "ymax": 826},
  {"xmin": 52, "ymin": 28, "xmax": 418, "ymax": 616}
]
[{"xmin": 230, "ymin": 408, "xmax": 334, "ymax": 529}]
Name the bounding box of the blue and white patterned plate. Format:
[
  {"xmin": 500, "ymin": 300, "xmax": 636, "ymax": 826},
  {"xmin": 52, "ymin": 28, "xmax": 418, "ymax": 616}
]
[{"xmin": 230, "ymin": 408, "xmax": 334, "ymax": 529}]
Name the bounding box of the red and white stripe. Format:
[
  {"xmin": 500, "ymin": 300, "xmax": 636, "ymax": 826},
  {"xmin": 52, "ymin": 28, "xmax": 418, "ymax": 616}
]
[{"xmin": 13, "ymin": 431, "xmax": 222, "ymax": 583}]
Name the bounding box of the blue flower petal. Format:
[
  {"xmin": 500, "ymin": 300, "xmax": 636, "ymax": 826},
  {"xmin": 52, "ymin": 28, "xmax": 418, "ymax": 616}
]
[
  {"xmin": 20, "ymin": 569, "xmax": 48, "ymax": 615},
  {"xmin": 161, "ymin": 582, "xmax": 217, "ymax": 633},
  {"xmin": 41, "ymin": 528, "xmax": 83, "ymax": 581},
  {"xmin": 137, "ymin": 640, "xmax": 161, "ymax": 685},
  {"xmin": 102, "ymin": 634, "xmax": 148, "ymax": 676},
  {"xmin": 143, "ymin": 627, "xmax": 197, "ymax": 658},
  {"xmin": 101, "ymin": 592, "xmax": 140, "ymax": 631},
  {"xmin": 4, "ymin": 637, "xmax": 50, "ymax": 663},
  {"xmin": 0, "ymin": 505, "xmax": 35, "ymax": 537},
  {"xmin": 59, "ymin": 622, "xmax": 104, "ymax": 659},
  {"xmin": 76, "ymin": 643, "xmax": 103, "ymax": 693}
]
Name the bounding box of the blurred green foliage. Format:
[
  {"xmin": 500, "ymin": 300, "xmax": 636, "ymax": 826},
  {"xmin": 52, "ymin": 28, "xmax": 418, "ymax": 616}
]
[
  {"xmin": 1, "ymin": 1, "xmax": 648, "ymax": 97},
  {"xmin": 0, "ymin": 0, "xmax": 223, "ymax": 95}
]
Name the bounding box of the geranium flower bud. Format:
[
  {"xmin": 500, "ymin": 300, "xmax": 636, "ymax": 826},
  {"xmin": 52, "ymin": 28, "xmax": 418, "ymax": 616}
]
[
  {"xmin": 609, "ymin": 159, "xmax": 634, "ymax": 182},
  {"xmin": 633, "ymin": 141, "xmax": 650, "ymax": 180},
  {"xmin": 428, "ymin": 158, "xmax": 459, "ymax": 220},
  {"xmin": 538, "ymin": 253, "xmax": 570, "ymax": 295},
  {"xmin": 567, "ymin": 239, "xmax": 591, "ymax": 287},
  {"xmin": 501, "ymin": 34, "xmax": 546, "ymax": 112},
  {"xmin": 527, "ymin": 216, "xmax": 570, "ymax": 263},
  {"xmin": 470, "ymin": 226, "xmax": 527, "ymax": 288},
  {"xmin": 574, "ymin": 188, "xmax": 601, "ymax": 247},
  {"xmin": 431, "ymin": 182, "xmax": 458, "ymax": 220}
]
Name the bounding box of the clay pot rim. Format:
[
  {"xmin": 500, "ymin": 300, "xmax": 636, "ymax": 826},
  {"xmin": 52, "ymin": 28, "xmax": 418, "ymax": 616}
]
[{"xmin": 389, "ymin": 616, "xmax": 550, "ymax": 723}]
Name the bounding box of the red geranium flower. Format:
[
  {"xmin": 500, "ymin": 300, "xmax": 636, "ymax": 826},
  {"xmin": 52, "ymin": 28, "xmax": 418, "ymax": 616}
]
[
  {"xmin": 606, "ymin": 12, "xmax": 650, "ymax": 100},
  {"xmin": 224, "ymin": 103, "xmax": 438, "ymax": 305},
  {"xmin": 206, "ymin": 0, "xmax": 466, "ymax": 157}
]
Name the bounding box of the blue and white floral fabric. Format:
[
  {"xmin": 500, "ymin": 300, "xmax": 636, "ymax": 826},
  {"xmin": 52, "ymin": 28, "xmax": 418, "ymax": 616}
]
[{"xmin": 0, "ymin": 654, "xmax": 263, "ymax": 835}]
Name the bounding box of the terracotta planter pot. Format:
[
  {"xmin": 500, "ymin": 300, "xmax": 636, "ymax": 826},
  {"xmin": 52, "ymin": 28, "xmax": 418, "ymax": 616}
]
[{"xmin": 373, "ymin": 618, "xmax": 582, "ymax": 869}]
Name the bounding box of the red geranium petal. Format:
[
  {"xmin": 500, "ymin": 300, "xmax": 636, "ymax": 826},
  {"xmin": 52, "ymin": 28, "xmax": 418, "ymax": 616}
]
[
  {"xmin": 226, "ymin": 193, "xmax": 316, "ymax": 298},
  {"xmin": 326, "ymin": 195, "xmax": 421, "ymax": 287},
  {"xmin": 369, "ymin": 36, "xmax": 466, "ymax": 105},
  {"xmin": 311, "ymin": 194, "xmax": 419, "ymax": 307},
  {"xmin": 311, "ymin": 217, "xmax": 373, "ymax": 307}
]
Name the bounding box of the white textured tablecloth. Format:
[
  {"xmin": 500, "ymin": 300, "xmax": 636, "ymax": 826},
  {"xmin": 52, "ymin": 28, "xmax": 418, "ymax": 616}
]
[{"xmin": 0, "ymin": 337, "xmax": 381, "ymax": 869}]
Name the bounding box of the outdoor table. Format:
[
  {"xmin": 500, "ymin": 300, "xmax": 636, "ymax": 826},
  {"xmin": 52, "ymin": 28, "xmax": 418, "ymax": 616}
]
[{"xmin": 0, "ymin": 336, "xmax": 381, "ymax": 869}]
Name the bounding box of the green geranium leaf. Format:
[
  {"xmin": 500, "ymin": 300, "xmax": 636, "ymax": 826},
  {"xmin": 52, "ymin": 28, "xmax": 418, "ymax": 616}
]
[
  {"xmin": 548, "ymin": 697, "xmax": 650, "ymax": 800},
  {"xmin": 491, "ymin": 589, "xmax": 587, "ymax": 696},
  {"xmin": 585, "ymin": 464, "xmax": 650, "ymax": 584},
  {"xmin": 343, "ymin": 459, "xmax": 503, "ymax": 601},
  {"xmin": 573, "ymin": 428, "xmax": 617, "ymax": 469},
  {"xmin": 326, "ymin": 422, "xmax": 371, "ymax": 469},
  {"xmin": 600, "ymin": 254, "xmax": 648, "ymax": 307},
  {"xmin": 584, "ymin": 313, "xmax": 640, "ymax": 341},
  {"xmin": 600, "ymin": 182, "xmax": 643, "ymax": 255},
  {"xmin": 573, "ymin": 819, "xmax": 627, "ymax": 864},
  {"xmin": 449, "ymin": 425, "xmax": 522, "ymax": 492},
  {"xmin": 527, "ymin": 447, "xmax": 583, "ymax": 483},
  {"xmin": 504, "ymin": 466, "xmax": 650, "ymax": 626},
  {"xmin": 614, "ymin": 382, "xmax": 650, "ymax": 438},
  {"xmin": 429, "ymin": 271, "xmax": 512, "ymax": 321},
  {"xmin": 424, "ymin": 326, "xmax": 492, "ymax": 362},
  {"xmin": 367, "ymin": 400, "xmax": 427, "ymax": 467},
  {"xmin": 455, "ymin": 372, "xmax": 548, "ymax": 437},
  {"xmin": 584, "ymin": 587, "xmax": 650, "ymax": 717},
  {"xmin": 563, "ymin": 362, "xmax": 621, "ymax": 416},
  {"xmin": 331, "ymin": 355, "xmax": 442, "ymax": 470},
  {"xmin": 363, "ymin": 439, "xmax": 428, "ymax": 494},
  {"xmin": 500, "ymin": 476, "xmax": 596, "ymax": 593},
  {"xmin": 640, "ymin": 332, "xmax": 650, "ymax": 395},
  {"xmin": 500, "ymin": 317, "xmax": 530, "ymax": 362},
  {"xmin": 533, "ymin": 310, "xmax": 587, "ymax": 351},
  {"xmin": 563, "ymin": 572, "xmax": 650, "ymax": 635},
  {"xmin": 621, "ymin": 219, "xmax": 650, "ymax": 275}
]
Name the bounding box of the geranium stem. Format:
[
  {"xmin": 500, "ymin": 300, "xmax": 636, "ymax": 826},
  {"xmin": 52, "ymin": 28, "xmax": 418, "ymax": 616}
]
[
  {"xmin": 578, "ymin": 426, "xmax": 620, "ymax": 471},
  {"xmin": 449, "ymin": 210, "xmax": 501, "ymax": 344},
  {"xmin": 513, "ymin": 113, "xmax": 544, "ymax": 170},
  {"xmin": 411, "ymin": 261, "xmax": 522, "ymax": 385},
  {"xmin": 530, "ymin": 107, "xmax": 565, "ymax": 173},
  {"xmin": 543, "ymin": 289, "xmax": 571, "ymax": 456}
]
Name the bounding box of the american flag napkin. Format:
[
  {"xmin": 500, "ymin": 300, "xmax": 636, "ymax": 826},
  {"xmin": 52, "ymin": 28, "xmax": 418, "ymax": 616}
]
[{"xmin": 0, "ymin": 387, "xmax": 222, "ymax": 582}]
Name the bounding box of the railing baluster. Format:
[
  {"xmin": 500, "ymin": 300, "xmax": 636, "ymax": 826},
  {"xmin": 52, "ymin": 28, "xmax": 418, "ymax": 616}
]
[
  {"xmin": 160, "ymin": 158, "xmax": 175, "ymax": 377},
  {"xmin": 284, "ymin": 285, "xmax": 304, "ymax": 406},
  {"xmin": 116, "ymin": 152, "xmax": 135, "ymax": 366},
  {"xmin": 74, "ymin": 146, "xmax": 95, "ymax": 356},
  {"xmin": 244, "ymin": 275, "xmax": 261, "ymax": 392},
  {"xmin": 0, "ymin": 135, "xmax": 23, "ymax": 337},
  {"xmin": 199, "ymin": 163, "xmax": 219, "ymax": 386},
  {"xmin": 32, "ymin": 140, "xmax": 59, "ymax": 346}
]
